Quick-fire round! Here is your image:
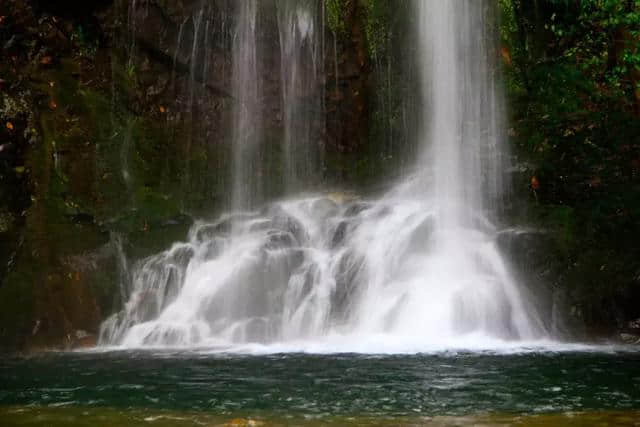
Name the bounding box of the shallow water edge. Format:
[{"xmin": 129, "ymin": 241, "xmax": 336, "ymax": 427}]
[{"xmin": 2, "ymin": 406, "xmax": 640, "ymax": 426}]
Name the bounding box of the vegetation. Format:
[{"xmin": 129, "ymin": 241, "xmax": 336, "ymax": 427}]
[{"xmin": 499, "ymin": 0, "xmax": 640, "ymax": 330}]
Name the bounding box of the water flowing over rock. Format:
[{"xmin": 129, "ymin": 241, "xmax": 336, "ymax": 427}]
[{"xmin": 100, "ymin": 0, "xmax": 549, "ymax": 352}]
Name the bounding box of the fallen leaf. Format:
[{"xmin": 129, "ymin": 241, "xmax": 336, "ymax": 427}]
[
  {"xmin": 531, "ymin": 176, "xmax": 540, "ymax": 190},
  {"xmin": 40, "ymin": 56, "xmax": 53, "ymax": 65},
  {"xmin": 14, "ymin": 166, "xmax": 25, "ymax": 174},
  {"xmin": 49, "ymin": 81, "xmax": 55, "ymax": 87},
  {"xmin": 6, "ymin": 122, "xmax": 14, "ymax": 130},
  {"xmin": 49, "ymin": 99, "xmax": 57, "ymax": 110},
  {"xmin": 159, "ymin": 105, "xmax": 166, "ymax": 113}
]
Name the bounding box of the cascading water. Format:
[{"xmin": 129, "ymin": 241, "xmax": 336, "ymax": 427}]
[
  {"xmin": 231, "ymin": 0, "xmax": 262, "ymax": 211},
  {"xmin": 419, "ymin": 1, "xmax": 505, "ymax": 228},
  {"xmin": 277, "ymin": 0, "xmax": 323, "ymax": 192},
  {"xmin": 100, "ymin": 0, "xmax": 549, "ymax": 352}
]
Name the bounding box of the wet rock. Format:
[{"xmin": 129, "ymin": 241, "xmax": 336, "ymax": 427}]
[
  {"xmin": 628, "ymin": 318, "xmax": 640, "ymax": 330},
  {"xmin": 311, "ymin": 197, "xmax": 338, "ymax": 219},
  {"xmin": 331, "ymin": 221, "xmax": 349, "ymax": 248},
  {"xmin": 146, "ymin": 75, "xmax": 169, "ymax": 98},
  {"xmin": 326, "ymin": 191, "xmax": 357, "ymax": 204},
  {"xmin": 68, "ymin": 212, "xmax": 94, "ymax": 225},
  {"xmin": 407, "ymin": 216, "xmax": 434, "ymax": 253},
  {"xmin": 344, "ymin": 201, "xmax": 371, "ymax": 217},
  {"xmin": 0, "ymin": 210, "xmax": 14, "ymax": 233},
  {"xmin": 619, "ymin": 333, "xmax": 640, "ymax": 345},
  {"xmin": 0, "ymin": 143, "xmax": 15, "ymax": 155},
  {"xmin": 331, "ymin": 251, "xmax": 364, "ymax": 322},
  {"xmin": 71, "ymin": 330, "xmax": 96, "ymax": 349},
  {"xmin": 2, "ymin": 35, "xmax": 18, "ymax": 51},
  {"xmin": 160, "ymin": 214, "xmax": 192, "ymax": 228},
  {"xmin": 194, "ymin": 223, "xmax": 224, "ymax": 242},
  {"xmin": 267, "ymin": 209, "xmax": 308, "ymax": 245},
  {"xmin": 496, "ymin": 229, "xmax": 554, "ymax": 278},
  {"xmin": 264, "ymin": 230, "xmax": 296, "ymax": 250}
]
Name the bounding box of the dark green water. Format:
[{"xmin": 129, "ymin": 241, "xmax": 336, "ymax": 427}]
[{"xmin": 1, "ymin": 349, "xmax": 640, "ymax": 421}]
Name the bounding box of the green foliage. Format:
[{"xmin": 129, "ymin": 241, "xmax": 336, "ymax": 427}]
[
  {"xmin": 501, "ymin": 0, "xmax": 640, "ymax": 327},
  {"xmin": 325, "ymin": 0, "xmax": 347, "ymax": 35},
  {"xmin": 360, "ymin": 0, "xmax": 392, "ymax": 59},
  {"xmin": 326, "ymin": 0, "xmax": 396, "ymax": 60}
]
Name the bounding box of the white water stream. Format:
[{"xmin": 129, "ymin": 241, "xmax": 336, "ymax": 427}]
[{"xmin": 99, "ymin": 0, "xmax": 549, "ymax": 352}]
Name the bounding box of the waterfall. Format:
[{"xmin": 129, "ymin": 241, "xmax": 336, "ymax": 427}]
[
  {"xmin": 418, "ymin": 1, "xmax": 505, "ymax": 228},
  {"xmin": 231, "ymin": 0, "xmax": 262, "ymax": 211},
  {"xmin": 277, "ymin": 0, "xmax": 323, "ymax": 193},
  {"xmin": 99, "ymin": 0, "xmax": 548, "ymax": 352}
]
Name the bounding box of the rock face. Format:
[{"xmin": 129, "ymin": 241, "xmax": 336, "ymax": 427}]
[
  {"xmin": 0, "ymin": 0, "xmax": 376, "ymax": 352},
  {"xmin": 324, "ymin": 0, "xmax": 369, "ymax": 155}
]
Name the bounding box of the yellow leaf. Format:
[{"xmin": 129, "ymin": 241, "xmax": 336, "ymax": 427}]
[
  {"xmin": 6, "ymin": 122, "xmax": 14, "ymax": 130},
  {"xmin": 14, "ymin": 166, "xmax": 25, "ymax": 174}
]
